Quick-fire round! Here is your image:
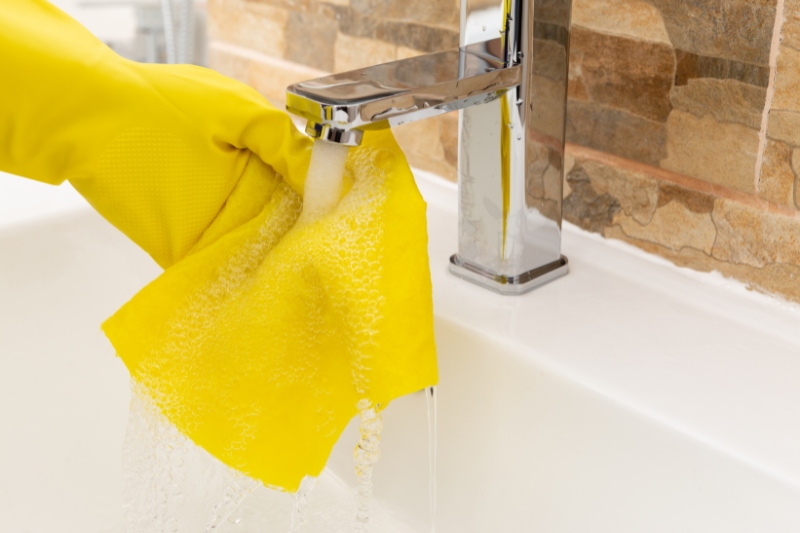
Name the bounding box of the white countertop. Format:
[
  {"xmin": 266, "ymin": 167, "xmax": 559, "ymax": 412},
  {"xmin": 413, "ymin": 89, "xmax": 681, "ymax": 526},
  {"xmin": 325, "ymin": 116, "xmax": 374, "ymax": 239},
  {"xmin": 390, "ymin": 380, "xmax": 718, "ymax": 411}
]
[{"xmin": 0, "ymin": 171, "xmax": 88, "ymax": 229}]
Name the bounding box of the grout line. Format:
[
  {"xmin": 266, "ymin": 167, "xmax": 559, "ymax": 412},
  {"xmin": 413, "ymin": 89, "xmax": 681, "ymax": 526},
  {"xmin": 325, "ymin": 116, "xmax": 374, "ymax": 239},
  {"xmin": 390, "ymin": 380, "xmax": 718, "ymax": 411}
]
[
  {"xmin": 567, "ymin": 142, "xmax": 800, "ymax": 220},
  {"xmin": 754, "ymin": 0, "xmax": 787, "ymax": 193}
]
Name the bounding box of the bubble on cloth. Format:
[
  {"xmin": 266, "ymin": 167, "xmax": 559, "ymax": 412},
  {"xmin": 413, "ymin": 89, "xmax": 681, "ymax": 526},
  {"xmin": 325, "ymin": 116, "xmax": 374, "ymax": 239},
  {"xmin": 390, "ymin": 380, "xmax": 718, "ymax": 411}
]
[{"xmin": 106, "ymin": 129, "xmax": 438, "ymax": 496}]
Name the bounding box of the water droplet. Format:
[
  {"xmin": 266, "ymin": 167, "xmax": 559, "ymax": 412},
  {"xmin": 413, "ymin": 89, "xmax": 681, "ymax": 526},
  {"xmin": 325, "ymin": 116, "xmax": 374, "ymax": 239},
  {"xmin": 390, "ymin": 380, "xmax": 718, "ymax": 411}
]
[
  {"xmin": 427, "ymin": 386, "xmax": 438, "ymax": 533},
  {"xmin": 482, "ymin": 25, "xmax": 487, "ymax": 31},
  {"xmin": 290, "ymin": 476, "xmax": 319, "ymax": 532},
  {"xmin": 353, "ymin": 400, "xmax": 383, "ymax": 533}
]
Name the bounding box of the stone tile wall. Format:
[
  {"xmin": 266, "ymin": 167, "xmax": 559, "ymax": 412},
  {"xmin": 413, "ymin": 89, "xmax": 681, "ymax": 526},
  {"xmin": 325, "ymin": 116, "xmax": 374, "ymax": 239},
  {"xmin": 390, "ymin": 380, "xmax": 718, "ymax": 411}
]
[{"xmin": 208, "ymin": 0, "xmax": 800, "ymax": 302}]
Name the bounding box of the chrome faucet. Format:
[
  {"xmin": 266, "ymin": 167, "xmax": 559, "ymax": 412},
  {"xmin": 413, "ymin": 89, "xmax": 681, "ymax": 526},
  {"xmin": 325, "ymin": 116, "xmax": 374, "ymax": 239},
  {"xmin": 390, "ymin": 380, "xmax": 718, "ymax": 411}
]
[{"xmin": 286, "ymin": 0, "xmax": 572, "ymax": 294}]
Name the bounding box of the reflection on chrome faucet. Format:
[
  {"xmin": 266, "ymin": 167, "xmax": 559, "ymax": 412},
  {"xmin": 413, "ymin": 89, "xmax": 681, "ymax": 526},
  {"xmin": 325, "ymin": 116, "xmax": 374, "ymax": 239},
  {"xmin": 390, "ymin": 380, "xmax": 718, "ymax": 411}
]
[{"xmin": 286, "ymin": 0, "xmax": 572, "ymax": 295}]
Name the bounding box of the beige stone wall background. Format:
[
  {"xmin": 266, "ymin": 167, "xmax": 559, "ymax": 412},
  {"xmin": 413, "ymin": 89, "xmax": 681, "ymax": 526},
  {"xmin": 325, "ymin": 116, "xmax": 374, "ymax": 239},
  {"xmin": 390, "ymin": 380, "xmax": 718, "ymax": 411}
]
[{"xmin": 207, "ymin": 0, "xmax": 800, "ymax": 303}]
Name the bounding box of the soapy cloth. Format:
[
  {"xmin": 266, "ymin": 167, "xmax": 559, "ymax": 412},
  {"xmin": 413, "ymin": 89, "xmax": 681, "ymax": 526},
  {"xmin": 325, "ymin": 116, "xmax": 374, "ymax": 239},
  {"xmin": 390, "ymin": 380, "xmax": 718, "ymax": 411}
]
[{"xmin": 0, "ymin": 0, "xmax": 438, "ymax": 492}]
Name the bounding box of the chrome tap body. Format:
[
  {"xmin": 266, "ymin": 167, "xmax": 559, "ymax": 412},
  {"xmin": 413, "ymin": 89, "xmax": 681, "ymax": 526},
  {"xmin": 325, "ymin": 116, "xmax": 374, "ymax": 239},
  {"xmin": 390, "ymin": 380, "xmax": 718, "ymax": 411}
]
[{"xmin": 286, "ymin": 0, "xmax": 572, "ymax": 294}]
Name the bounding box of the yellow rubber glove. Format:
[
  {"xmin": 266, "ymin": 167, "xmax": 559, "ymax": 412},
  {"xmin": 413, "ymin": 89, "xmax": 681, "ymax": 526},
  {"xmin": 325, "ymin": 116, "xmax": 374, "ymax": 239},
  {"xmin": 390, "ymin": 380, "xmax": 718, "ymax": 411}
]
[
  {"xmin": 0, "ymin": 0, "xmax": 311, "ymax": 268},
  {"xmin": 1, "ymin": 0, "xmax": 438, "ymax": 493}
]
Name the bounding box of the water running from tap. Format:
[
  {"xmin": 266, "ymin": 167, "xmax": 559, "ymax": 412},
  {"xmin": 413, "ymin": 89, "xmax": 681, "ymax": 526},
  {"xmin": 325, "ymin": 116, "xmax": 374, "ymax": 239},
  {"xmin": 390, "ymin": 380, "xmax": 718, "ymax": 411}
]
[
  {"xmin": 289, "ymin": 476, "xmax": 319, "ymax": 532},
  {"xmin": 299, "ymin": 139, "xmax": 351, "ymax": 224},
  {"xmin": 426, "ymin": 386, "xmax": 438, "ymax": 533},
  {"xmin": 354, "ymin": 399, "xmax": 383, "ymax": 533},
  {"xmin": 302, "ymin": 138, "xmax": 388, "ymax": 533},
  {"xmin": 203, "ymin": 471, "xmax": 259, "ymax": 531}
]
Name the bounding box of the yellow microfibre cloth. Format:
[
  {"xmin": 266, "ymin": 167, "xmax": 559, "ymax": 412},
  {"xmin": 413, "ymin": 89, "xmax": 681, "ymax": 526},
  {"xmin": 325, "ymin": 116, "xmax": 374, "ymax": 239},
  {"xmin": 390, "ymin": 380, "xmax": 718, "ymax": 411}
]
[
  {"xmin": 104, "ymin": 131, "xmax": 438, "ymax": 492},
  {"xmin": 1, "ymin": 0, "xmax": 438, "ymax": 493}
]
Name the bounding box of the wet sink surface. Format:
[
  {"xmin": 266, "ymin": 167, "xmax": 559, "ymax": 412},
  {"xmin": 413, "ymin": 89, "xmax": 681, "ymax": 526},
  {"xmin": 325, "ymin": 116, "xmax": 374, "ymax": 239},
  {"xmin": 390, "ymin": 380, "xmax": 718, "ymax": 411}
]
[{"xmin": 2, "ymin": 171, "xmax": 800, "ymax": 532}]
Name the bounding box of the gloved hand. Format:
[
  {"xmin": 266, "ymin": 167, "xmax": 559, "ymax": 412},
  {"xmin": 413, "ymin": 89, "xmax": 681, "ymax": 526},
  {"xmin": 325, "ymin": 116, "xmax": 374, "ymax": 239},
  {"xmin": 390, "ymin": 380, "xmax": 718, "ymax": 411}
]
[{"xmin": 0, "ymin": 0, "xmax": 312, "ymax": 268}]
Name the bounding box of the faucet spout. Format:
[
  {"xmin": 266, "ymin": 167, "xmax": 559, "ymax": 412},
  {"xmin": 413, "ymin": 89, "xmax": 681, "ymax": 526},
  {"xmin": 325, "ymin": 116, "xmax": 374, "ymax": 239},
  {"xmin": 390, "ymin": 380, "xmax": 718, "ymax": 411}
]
[{"xmin": 286, "ymin": 41, "xmax": 521, "ymax": 146}]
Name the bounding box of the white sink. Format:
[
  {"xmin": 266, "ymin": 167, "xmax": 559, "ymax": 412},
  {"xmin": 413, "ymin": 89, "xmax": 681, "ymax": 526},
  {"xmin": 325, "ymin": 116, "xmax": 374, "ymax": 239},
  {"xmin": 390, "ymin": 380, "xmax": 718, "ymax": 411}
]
[{"xmin": 2, "ymin": 171, "xmax": 800, "ymax": 532}]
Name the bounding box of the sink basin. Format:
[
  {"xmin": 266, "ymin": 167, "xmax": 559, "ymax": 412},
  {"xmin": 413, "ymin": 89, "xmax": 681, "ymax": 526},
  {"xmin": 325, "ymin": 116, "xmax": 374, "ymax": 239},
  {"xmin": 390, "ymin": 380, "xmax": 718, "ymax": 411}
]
[{"xmin": 2, "ymin": 170, "xmax": 800, "ymax": 532}]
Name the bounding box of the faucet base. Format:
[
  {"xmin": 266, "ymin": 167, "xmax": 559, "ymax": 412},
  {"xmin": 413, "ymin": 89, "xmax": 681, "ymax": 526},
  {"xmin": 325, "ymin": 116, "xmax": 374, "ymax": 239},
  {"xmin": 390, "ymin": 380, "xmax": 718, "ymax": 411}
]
[{"xmin": 448, "ymin": 255, "xmax": 569, "ymax": 295}]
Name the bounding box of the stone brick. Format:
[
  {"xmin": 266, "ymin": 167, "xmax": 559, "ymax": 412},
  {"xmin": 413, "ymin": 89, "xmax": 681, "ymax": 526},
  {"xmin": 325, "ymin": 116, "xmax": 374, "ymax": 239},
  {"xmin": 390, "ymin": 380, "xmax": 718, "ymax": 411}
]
[
  {"xmin": 335, "ymin": 8, "xmax": 458, "ymax": 52},
  {"xmin": 284, "ymin": 11, "xmax": 338, "ymax": 71},
  {"xmin": 249, "ymin": 58, "xmax": 327, "ymax": 104},
  {"xmin": 209, "ymin": 42, "xmax": 328, "ymax": 104},
  {"xmin": 208, "ymin": 0, "xmax": 289, "ymax": 58},
  {"xmin": 674, "ymin": 50, "xmax": 770, "ymax": 88},
  {"xmin": 566, "ymin": 100, "xmax": 668, "ymax": 166},
  {"xmin": 767, "ymin": 110, "xmax": 800, "ymax": 146},
  {"xmin": 780, "ymin": 0, "xmax": 800, "ymax": 52},
  {"xmin": 616, "ymin": 199, "xmax": 717, "ymax": 254},
  {"xmin": 645, "ymin": 0, "xmax": 776, "ymax": 66},
  {"xmin": 579, "ymin": 159, "xmax": 660, "ymax": 224},
  {"xmin": 772, "ymin": 45, "xmax": 800, "ymax": 112},
  {"xmin": 571, "ymin": 0, "xmax": 671, "ymax": 44},
  {"xmin": 661, "ymin": 110, "xmax": 759, "ymax": 193},
  {"xmin": 333, "ymin": 33, "xmax": 397, "ymax": 72},
  {"xmin": 712, "ymin": 198, "xmax": 800, "ymax": 268},
  {"xmin": 758, "ymin": 139, "xmax": 797, "ymax": 208},
  {"xmin": 374, "ymin": 20, "xmax": 459, "ymax": 52},
  {"xmin": 563, "ymin": 165, "xmax": 621, "ymax": 233},
  {"xmin": 349, "ymin": 0, "xmax": 459, "ymax": 31},
  {"xmin": 670, "ymin": 78, "xmax": 766, "ymax": 130},
  {"xmin": 604, "ymin": 224, "xmax": 800, "ymax": 303},
  {"xmin": 657, "ymin": 183, "xmax": 716, "ymax": 214},
  {"xmin": 397, "ymin": 46, "xmax": 423, "ymax": 60},
  {"xmin": 570, "ymin": 28, "xmax": 674, "ymax": 121}
]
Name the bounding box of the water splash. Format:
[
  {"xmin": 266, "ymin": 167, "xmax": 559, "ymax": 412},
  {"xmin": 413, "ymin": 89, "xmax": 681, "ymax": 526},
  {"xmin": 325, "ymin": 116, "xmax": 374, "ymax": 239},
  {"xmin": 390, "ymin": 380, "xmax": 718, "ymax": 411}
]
[
  {"xmin": 289, "ymin": 476, "xmax": 319, "ymax": 532},
  {"xmin": 123, "ymin": 381, "xmax": 190, "ymax": 533},
  {"xmin": 203, "ymin": 470, "xmax": 259, "ymax": 531},
  {"xmin": 299, "ymin": 140, "xmax": 350, "ymax": 225},
  {"xmin": 426, "ymin": 386, "xmax": 437, "ymax": 533},
  {"xmin": 353, "ymin": 399, "xmax": 383, "ymax": 533},
  {"xmin": 123, "ymin": 382, "xmax": 427, "ymax": 533}
]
